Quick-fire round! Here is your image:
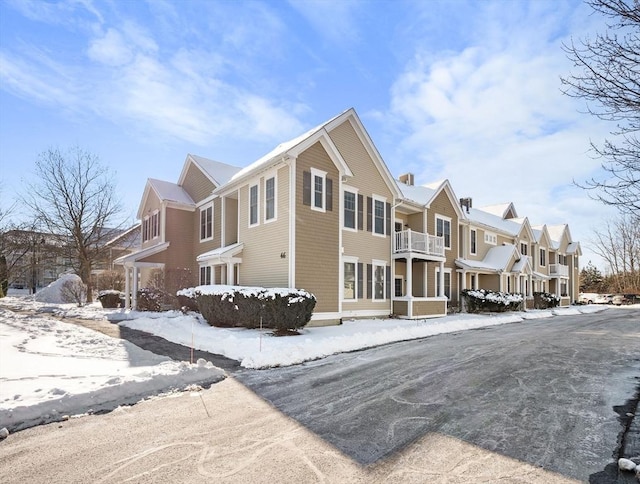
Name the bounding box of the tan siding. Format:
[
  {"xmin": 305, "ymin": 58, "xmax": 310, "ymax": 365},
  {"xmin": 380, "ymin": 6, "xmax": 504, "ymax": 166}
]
[
  {"xmin": 295, "ymin": 143, "xmax": 340, "ymax": 313},
  {"xmin": 182, "ymin": 163, "xmax": 215, "ymax": 203},
  {"xmin": 479, "ymin": 274, "xmax": 500, "ymax": 292},
  {"xmin": 413, "ymin": 299, "xmax": 447, "ymax": 316},
  {"xmin": 497, "ymin": 234, "xmax": 514, "ymax": 246},
  {"xmin": 393, "ymin": 300, "xmax": 408, "ymax": 316},
  {"xmin": 427, "ymin": 190, "xmax": 459, "ymax": 303},
  {"xmin": 407, "ymin": 213, "xmax": 424, "ymax": 232},
  {"xmin": 225, "ymin": 197, "xmax": 238, "ymax": 245},
  {"xmin": 193, "ymin": 198, "xmax": 224, "ymax": 257},
  {"xmin": 237, "ymin": 165, "xmax": 289, "ymax": 287}
]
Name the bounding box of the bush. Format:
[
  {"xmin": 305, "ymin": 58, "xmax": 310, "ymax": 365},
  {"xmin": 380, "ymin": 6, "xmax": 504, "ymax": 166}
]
[
  {"xmin": 97, "ymin": 290, "xmax": 124, "ymax": 308},
  {"xmin": 136, "ymin": 287, "xmax": 166, "ymax": 312},
  {"xmin": 462, "ymin": 289, "xmax": 523, "ymax": 313},
  {"xmin": 180, "ymin": 285, "xmax": 316, "ymax": 333},
  {"xmin": 60, "ymin": 278, "xmax": 88, "ymax": 306},
  {"xmin": 176, "ymin": 293, "xmax": 199, "ymax": 312},
  {"xmin": 533, "ymin": 291, "xmax": 560, "ymax": 309}
]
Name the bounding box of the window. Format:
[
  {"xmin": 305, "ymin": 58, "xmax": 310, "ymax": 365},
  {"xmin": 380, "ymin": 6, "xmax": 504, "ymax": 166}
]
[
  {"xmin": 395, "ymin": 221, "xmax": 403, "ymax": 233},
  {"xmin": 142, "ymin": 211, "xmax": 160, "ymax": 242},
  {"xmin": 249, "ymin": 184, "xmax": 258, "ymax": 226},
  {"xmin": 344, "ymin": 261, "xmax": 356, "ymax": 300},
  {"xmin": 561, "ymin": 281, "xmax": 567, "ymax": 296},
  {"xmin": 470, "ymin": 229, "xmax": 477, "ymax": 255},
  {"xmin": 520, "ymin": 242, "xmax": 528, "ymax": 256},
  {"xmin": 344, "ymin": 191, "xmax": 356, "ymax": 229},
  {"xmin": 395, "ymin": 278, "xmax": 403, "ymax": 297},
  {"xmin": 265, "ymin": 176, "xmax": 275, "ymax": 221},
  {"xmin": 436, "ymin": 268, "xmax": 451, "ymax": 299},
  {"xmin": 484, "ymin": 232, "xmax": 497, "ymax": 245},
  {"xmin": 374, "ymin": 199, "xmax": 385, "ymax": 235},
  {"xmin": 436, "ymin": 216, "xmax": 451, "ymax": 248},
  {"xmin": 373, "ymin": 264, "xmax": 385, "ymax": 299},
  {"xmin": 200, "ymin": 205, "xmax": 213, "ymax": 241},
  {"xmin": 540, "ymin": 248, "xmax": 546, "ymax": 267},
  {"xmin": 312, "ymin": 168, "xmax": 325, "ymax": 211},
  {"xmin": 142, "ymin": 217, "xmax": 149, "ymax": 242},
  {"xmin": 199, "ymin": 266, "xmax": 212, "ymax": 285}
]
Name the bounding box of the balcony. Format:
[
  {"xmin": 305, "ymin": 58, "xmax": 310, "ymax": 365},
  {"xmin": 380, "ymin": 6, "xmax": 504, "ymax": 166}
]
[
  {"xmin": 549, "ymin": 264, "xmax": 569, "ymax": 277},
  {"xmin": 394, "ymin": 229, "xmax": 445, "ymax": 258}
]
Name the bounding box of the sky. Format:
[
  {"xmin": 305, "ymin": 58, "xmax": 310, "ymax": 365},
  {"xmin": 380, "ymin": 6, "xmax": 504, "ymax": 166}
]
[{"xmin": 0, "ymin": 0, "xmax": 619, "ymax": 270}]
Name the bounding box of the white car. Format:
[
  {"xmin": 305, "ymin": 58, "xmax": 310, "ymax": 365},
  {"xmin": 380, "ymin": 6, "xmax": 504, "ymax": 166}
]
[
  {"xmin": 593, "ymin": 294, "xmax": 613, "ymax": 304},
  {"xmin": 579, "ymin": 293, "xmax": 599, "ymax": 304}
]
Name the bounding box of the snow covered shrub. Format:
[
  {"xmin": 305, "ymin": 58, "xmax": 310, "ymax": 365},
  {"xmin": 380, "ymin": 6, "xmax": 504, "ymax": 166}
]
[
  {"xmin": 176, "ymin": 291, "xmax": 199, "ymax": 313},
  {"xmin": 183, "ymin": 285, "xmax": 316, "ymax": 332},
  {"xmin": 136, "ymin": 287, "xmax": 165, "ymax": 312},
  {"xmin": 97, "ymin": 290, "xmax": 124, "ymax": 308},
  {"xmin": 533, "ymin": 291, "xmax": 560, "ymax": 309},
  {"xmin": 462, "ymin": 289, "xmax": 523, "ymax": 313},
  {"xmin": 60, "ymin": 278, "xmax": 88, "ymax": 306}
]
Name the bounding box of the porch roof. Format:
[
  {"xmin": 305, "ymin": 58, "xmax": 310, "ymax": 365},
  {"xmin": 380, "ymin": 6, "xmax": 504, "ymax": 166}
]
[
  {"xmin": 197, "ymin": 242, "xmax": 244, "ymax": 264},
  {"xmin": 532, "ymin": 271, "xmax": 551, "ymax": 280},
  {"xmin": 456, "ymin": 244, "xmax": 521, "ymax": 273},
  {"xmin": 114, "ymin": 241, "xmax": 170, "ymax": 265}
]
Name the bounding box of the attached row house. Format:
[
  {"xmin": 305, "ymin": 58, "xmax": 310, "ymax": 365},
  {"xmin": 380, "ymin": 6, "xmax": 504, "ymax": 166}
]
[{"xmin": 117, "ymin": 108, "xmax": 580, "ymax": 325}]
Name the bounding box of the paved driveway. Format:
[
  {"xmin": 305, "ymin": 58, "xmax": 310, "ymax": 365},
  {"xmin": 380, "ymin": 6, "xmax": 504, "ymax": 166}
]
[{"xmin": 237, "ymin": 309, "xmax": 640, "ymax": 482}]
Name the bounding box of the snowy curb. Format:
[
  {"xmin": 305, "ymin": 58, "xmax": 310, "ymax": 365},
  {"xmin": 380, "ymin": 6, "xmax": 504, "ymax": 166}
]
[
  {"xmin": 120, "ymin": 305, "xmax": 609, "ymax": 370},
  {"xmin": 0, "ymin": 360, "xmax": 225, "ymax": 433}
]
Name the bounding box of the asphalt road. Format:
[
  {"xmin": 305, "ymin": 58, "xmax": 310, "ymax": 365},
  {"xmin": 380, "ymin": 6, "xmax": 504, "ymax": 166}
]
[{"xmin": 236, "ymin": 308, "xmax": 640, "ymax": 483}]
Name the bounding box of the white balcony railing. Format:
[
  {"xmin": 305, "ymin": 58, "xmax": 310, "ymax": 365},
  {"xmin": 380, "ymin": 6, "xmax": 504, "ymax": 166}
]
[
  {"xmin": 549, "ymin": 264, "xmax": 569, "ymax": 277},
  {"xmin": 394, "ymin": 229, "xmax": 445, "ymax": 257}
]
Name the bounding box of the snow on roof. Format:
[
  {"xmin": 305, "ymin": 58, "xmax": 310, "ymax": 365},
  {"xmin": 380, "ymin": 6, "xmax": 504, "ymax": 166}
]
[
  {"xmin": 478, "ymin": 202, "xmax": 517, "ymax": 219},
  {"xmin": 398, "ymin": 184, "xmax": 437, "ymax": 205},
  {"xmin": 467, "ymin": 207, "xmax": 522, "ymax": 236},
  {"xmin": 148, "ymin": 178, "xmax": 195, "ymax": 206},
  {"xmin": 423, "ymin": 180, "xmax": 445, "ymax": 190},
  {"xmin": 230, "ymin": 110, "xmax": 347, "ymax": 183},
  {"xmin": 196, "ymin": 242, "xmax": 244, "ymax": 263},
  {"xmin": 457, "ymin": 244, "xmax": 518, "ymax": 272},
  {"xmin": 188, "ymin": 154, "xmax": 242, "ymax": 187},
  {"xmin": 567, "ymin": 241, "xmax": 581, "ymax": 254},
  {"xmin": 546, "ymin": 224, "xmax": 568, "ymax": 245}
]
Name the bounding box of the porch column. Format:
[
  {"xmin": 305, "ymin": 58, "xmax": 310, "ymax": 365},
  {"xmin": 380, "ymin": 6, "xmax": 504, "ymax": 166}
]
[
  {"xmin": 528, "ymin": 275, "xmax": 532, "ymax": 297},
  {"xmin": 132, "ymin": 265, "xmax": 139, "ymax": 310},
  {"xmin": 124, "ymin": 265, "xmax": 131, "ymax": 310},
  {"xmin": 405, "ymin": 257, "xmax": 413, "ymax": 297},
  {"xmin": 438, "ymin": 261, "xmax": 445, "ymax": 297},
  {"xmin": 227, "ymin": 262, "xmax": 235, "ymax": 285},
  {"xmin": 516, "ymin": 275, "xmax": 521, "ymax": 294},
  {"xmin": 460, "ymin": 270, "xmax": 467, "ymax": 290},
  {"xmin": 499, "ymin": 272, "xmax": 504, "ymax": 292}
]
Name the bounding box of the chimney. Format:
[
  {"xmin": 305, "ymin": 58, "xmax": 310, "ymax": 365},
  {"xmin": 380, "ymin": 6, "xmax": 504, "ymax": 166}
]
[
  {"xmin": 399, "ymin": 173, "xmax": 414, "ymax": 186},
  {"xmin": 460, "ymin": 197, "xmax": 472, "ymax": 212}
]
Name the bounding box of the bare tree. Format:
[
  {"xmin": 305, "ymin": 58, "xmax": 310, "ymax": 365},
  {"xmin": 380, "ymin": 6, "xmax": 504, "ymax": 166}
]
[
  {"xmin": 561, "ymin": 0, "xmax": 640, "ymax": 213},
  {"xmin": 590, "ymin": 214, "xmax": 640, "ymax": 291},
  {"xmin": 22, "ymin": 147, "xmax": 124, "ymax": 301}
]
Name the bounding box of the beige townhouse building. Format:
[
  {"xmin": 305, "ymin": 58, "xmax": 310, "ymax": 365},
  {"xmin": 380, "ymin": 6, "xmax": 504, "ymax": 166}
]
[{"xmin": 117, "ymin": 108, "xmax": 581, "ymax": 323}]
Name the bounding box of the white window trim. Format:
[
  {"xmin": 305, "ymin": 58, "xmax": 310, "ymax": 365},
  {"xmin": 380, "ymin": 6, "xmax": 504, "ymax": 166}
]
[
  {"xmin": 372, "ymin": 194, "xmax": 387, "ymax": 238},
  {"xmin": 394, "ymin": 277, "xmax": 403, "ymax": 298},
  {"xmin": 435, "ymin": 214, "xmax": 452, "ymax": 250},
  {"xmin": 199, "ymin": 203, "xmax": 214, "ymax": 242},
  {"xmin": 470, "ymin": 228, "xmax": 477, "ymax": 255},
  {"xmin": 248, "ymin": 183, "xmax": 260, "ymax": 228},
  {"xmin": 435, "ymin": 267, "xmax": 452, "ymax": 300},
  {"xmin": 540, "ymin": 247, "xmax": 547, "ymax": 267},
  {"xmin": 372, "ymin": 258, "xmax": 387, "ymax": 301},
  {"xmin": 484, "ymin": 231, "xmax": 497, "ymax": 246},
  {"xmin": 342, "ymin": 185, "xmax": 358, "ymax": 232},
  {"xmin": 264, "ymin": 172, "xmax": 277, "ymax": 224},
  {"xmin": 199, "ymin": 264, "xmax": 213, "ymax": 285},
  {"xmin": 151, "ymin": 210, "xmax": 160, "ymax": 240},
  {"xmin": 342, "ymin": 256, "xmax": 359, "ymax": 302},
  {"xmin": 311, "ymin": 167, "xmax": 326, "ymax": 213}
]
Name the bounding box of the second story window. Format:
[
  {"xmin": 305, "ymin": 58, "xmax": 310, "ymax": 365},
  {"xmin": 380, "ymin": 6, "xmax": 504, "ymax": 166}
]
[
  {"xmin": 249, "ymin": 184, "xmax": 258, "ymax": 226},
  {"xmin": 374, "ymin": 199, "xmax": 385, "ymax": 235},
  {"xmin": 200, "ymin": 205, "xmax": 213, "ymax": 241},
  {"xmin": 313, "ymin": 172, "xmax": 324, "ymax": 210},
  {"xmin": 540, "ymin": 248, "xmax": 546, "ymax": 267},
  {"xmin": 436, "ymin": 216, "xmax": 451, "ymax": 249},
  {"xmin": 265, "ymin": 176, "xmax": 275, "ymax": 221},
  {"xmin": 470, "ymin": 229, "xmax": 477, "ymax": 255},
  {"xmin": 344, "ymin": 191, "xmax": 356, "ymax": 229},
  {"xmin": 520, "ymin": 242, "xmax": 528, "ymax": 256}
]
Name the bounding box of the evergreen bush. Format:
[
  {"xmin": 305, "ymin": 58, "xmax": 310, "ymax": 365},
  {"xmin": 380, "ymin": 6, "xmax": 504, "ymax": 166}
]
[
  {"xmin": 533, "ymin": 291, "xmax": 561, "ymax": 309},
  {"xmin": 136, "ymin": 287, "xmax": 165, "ymax": 312},
  {"xmin": 461, "ymin": 289, "xmax": 523, "ymax": 313},
  {"xmin": 97, "ymin": 290, "xmax": 124, "ymax": 308}
]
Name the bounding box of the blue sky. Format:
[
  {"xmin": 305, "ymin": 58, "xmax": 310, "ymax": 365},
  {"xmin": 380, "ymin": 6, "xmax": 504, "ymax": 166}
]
[{"xmin": 0, "ymin": 0, "xmax": 617, "ymax": 269}]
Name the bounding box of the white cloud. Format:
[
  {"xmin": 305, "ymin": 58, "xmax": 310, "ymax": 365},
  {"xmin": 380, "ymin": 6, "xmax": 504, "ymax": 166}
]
[{"xmin": 287, "ymin": 0, "xmax": 362, "ymax": 44}]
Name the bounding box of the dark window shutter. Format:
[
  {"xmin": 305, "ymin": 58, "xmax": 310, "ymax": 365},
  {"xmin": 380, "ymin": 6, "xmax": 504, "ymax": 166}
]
[
  {"xmin": 367, "ymin": 264, "xmax": 372, "ymax": 299},
  {"xmin": 366, "ymin": 197, "xmax": 372, "ymax": 232},
  {"xmin": 357, "ymin": 263, "xmax": 363, "ymax": 299},
  {"xmin": 385, "ymin": 202, "xmax": 391, "ymax": 236},
  {"xmin": 386, "ymin": 265, "xmax": 391, "ymax": 299},
  {"xmin": 326, "ymin": 177, "xmax": 333, "ymax": 211},
  {"xmin": 357, "ymin": 194, "xmax": 363, "ymax": 230},
  {"xmin": 303, "ymin": 171, "xmax": 311, "ymax": 206}
]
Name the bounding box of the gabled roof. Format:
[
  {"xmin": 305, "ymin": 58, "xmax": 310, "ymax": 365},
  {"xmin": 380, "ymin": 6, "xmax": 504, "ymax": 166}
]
[
  {"xmin": 456, "ymin": 244, "xmax": 525, "ymax": 273},
  {"xmin": 567, "ymin": 241, "xmax": 582, "ymax": 256},
  {"xmin": 478, "ymin": 202, "xmax": 518, "ymax": 219},
  {"xmin": 546, "ymin": 224, "xmax": 573, "ymax": 251},
  {"xmin": 532, "ymin": 225, "xmax": 553, "ymax": 248},
  {"xmin": 400, "ymin": 180, "xmax": 466, "ymax": 220},
  {"xmin": 137, "ymin": 178, "xmax": 196, "ymax": 219},
  {"xmin": 104, "ymin": 223, "xmax": 141, "ymax": 249},
  {"xmin": 178, "ymin": 154, "xmax": 242, "ymax": 188},
  {"xmin": 217, "ymin": 108, "xmax": 401, "ymax": 199}
]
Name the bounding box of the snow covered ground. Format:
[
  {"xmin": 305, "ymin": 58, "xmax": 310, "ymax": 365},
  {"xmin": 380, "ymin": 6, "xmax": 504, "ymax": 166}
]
[{"xmin": 0, "ymin": 291, "xmax": 615, "ymax": 433}]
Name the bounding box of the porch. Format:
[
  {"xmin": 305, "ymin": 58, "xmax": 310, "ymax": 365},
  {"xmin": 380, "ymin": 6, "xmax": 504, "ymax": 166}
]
[
  {"xmin": 393, "ymin": 297, "xmax": 448, "ymax": 319},
  {"xmin": 394, "ymin": 229, "xmax": 445, "ymax": 258}
]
